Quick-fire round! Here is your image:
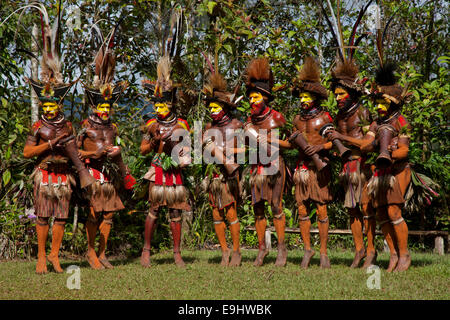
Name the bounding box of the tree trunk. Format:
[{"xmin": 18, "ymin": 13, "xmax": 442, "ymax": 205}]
[
  {"xmin": 423, "ymin": 3, "xmax": 435, "ymax": 81},
  {"xmin": 31, "ymin": 24, "xmax": 39, "ymax": 124}
]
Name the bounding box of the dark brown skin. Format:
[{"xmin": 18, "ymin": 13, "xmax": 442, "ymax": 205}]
[
  {"xmin": 293, "ymin": 111, "xmax": 333, "ymax": 157},
  {"xmin": 360, "ymin": 114, "xmax": 411, "ymax": 160},
  {"xmin": 23, "ymin": 119, "xmax": 73, "ymax": 162},
  {"xmin": 327, "ymin": 106, "xmax": 372, "ymax": 149},
  {"xmin": 204, "ymin": 118, "xmax": 244, "ymax": 155},
  {"xmin": 140, "ymin": 115, "xmax": 190, "ymax": 166},
  {"xmin": 246, "ymin": 107, "xmax": 288, "ymax": 148},
  {"xmin": 77, "ymin": 119, "xmax": 118, "ymax": 161}
]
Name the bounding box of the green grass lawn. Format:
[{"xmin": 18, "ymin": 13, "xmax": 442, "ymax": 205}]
[{"xmin": 0, "ymin": 249, "xmax": 448, "ymax": 300}]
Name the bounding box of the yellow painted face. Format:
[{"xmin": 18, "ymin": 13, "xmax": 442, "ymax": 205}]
[
  {"xmin": 209, "ymin": 102, "xmax": 223, "ymax": 114},
  {"xmin": 334, "ymin": 87, "xmax": 349, "ymax": 101},
  {"xmin": 375, "ymin": 98, "xmax": 390, "ymax": 116},
  {"xmin": 299, "ymin": 92, "xmax": 315, "ymax": 109},
  {"xmin": 249, "ymin": 92, "xmax": 264, "ymax": 105},
  {"xmin": 155, "ymin": 102, "xmax": 170, "ymax": 118},
  {"xmin": 42, "ymin": 102, "xmax": 59, "ymax": 120},
  {"xmin": 95, "ymin": 103, "xmax": 111, "ymax": 121}
]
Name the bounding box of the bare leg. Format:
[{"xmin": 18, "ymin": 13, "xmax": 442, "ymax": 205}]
[
  {"xmin": 377, "ymin": 207, "xmax": 399, "ymax": 272},
  {"xmin": 47, "ymin": 218, "xmax": 66, "ymax": 273},
  {"xmin": 388, "ymin": 205, "xmax": 410, "ymax": 272},
  {"xmin": 86, "ymin": 207, "xmax": 104, "ymax": 270},
  {"xmin": 273, "ymin": 213, "xmax": 287, "ymax": 267},
  {"xmin": 141, "ymin": 208, "xmax": 158, "ymax": 267},
  {"xmin": 98, "ymin": 212, "xmax": 114, "ymax": 269},
  {"xmin": 349, "ymin": 207, "xmax": 365, "ymax": 268},
  {"xmin": 213, "ymin": 208, "xmax": 230, "ymax": 266},
  {"xmin": 35, "ymin": 217, "xmax": 49, "ymax": 274},
  {"xmin": 317, "ymin": 204, "xmax": 331, "ymax": 268},
  {"xmin": 169, "ymin": 209, "xmax": 185, "ymax": 267},
  {"xmin": 298, "ymin": 202, "xmax": 314, "ymax": 268},
  {"xmin": 253, "ymin": 201, "xmax": 269, "ymax": 267},
  {"xmin": 226, "ymin": 204, "xmax": 241, "ymax": 267},
  {"xmin": 362, "ymin": 202, "xmax": 377, "ymax": 268}
]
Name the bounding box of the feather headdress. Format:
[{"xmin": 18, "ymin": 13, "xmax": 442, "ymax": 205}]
[
  {"xmin": 320, "ymin": 0, "xmax": 373, "ymax": 93},
  {"xmin": 372, "ymin": 63, "xmax": 405, "ymax": 105},
  {"xmin": 83, "ymin": 18, "xmax": 127, "ymax": 108},
  {"xmin": 6, "ymin": 1, "xmax": 75, "ymax": 104},
  {"xmin": 244, "ymin": 57, "xmax": 274, "ymax": 101},
  {"xmin": 203, "ymin": 72, "xmax": 241, "ymax": 110},
  {"xmin": 371, "ymin": 6, "xmax": 409, "ymax": 106},
  {"xmin": 142, "ymin": 7, "xmax": 184, "ymax": 105},
  {"xmin": 292, "ymin": 57, "xmax": 328, "ymax": 99}
]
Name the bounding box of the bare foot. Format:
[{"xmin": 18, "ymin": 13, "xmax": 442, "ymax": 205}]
[
  {"xmin": 253, "ymin": 247, "xmax": 269, "ymax": 267},
  {"xmin": 220, "ymin": 250, "xmax": 231, "ymax": 267},
  {"xmin": 394, "ymin": 253, "xmax": 411, "ymax": 272},
  {"xmin": 98, "ymin": 255, "xmax": 114, "ymax": 269},
  {"xmin": 274, "ymin": 242, "xmax": 287, "ymax": 267},
  {"xmin": 320, "ymin": 254, "xmax": 331, "ymax": 269},
  {"xmin": 300, "ymin": 249, "xmax": 315, "ymax": 269},
  {"xmin": 47, "ymin": 254, "xmax": 63, "ymax": 273},
  {"xmin": 362, "ymin": 251, "xmax": 378, "ymax": 269},
  {"xmin": 350, "ymin": 248, "xmax": 366, "ymax": 268},
  {"xmin": 386, "ymin": 253, "xmax": 398, "ymax": 273},
  {"xmin": 140, "ymin": 248, "xmax": 151, "ymax": 268},
  {"xmin": 86, "ymin": 249, "xmax": 104, "ymax": 270},
  {"xmin": 174, "ymin": 252, "xmax": 185, "ymax": 268},
  {"xmin": 229, "ymin": 251, "xmax": 242, "ymax": 267},
  {"xmin": 36, "ymin": 256, "xmax": 48, "ymax": 275}
]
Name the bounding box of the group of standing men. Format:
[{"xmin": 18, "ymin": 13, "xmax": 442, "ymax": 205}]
[{"xmin": 22, "ymin": 6, "xmax": 413, "ymax": 275}]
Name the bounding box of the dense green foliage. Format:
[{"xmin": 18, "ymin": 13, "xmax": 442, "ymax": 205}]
[{"xmin": 0, "ymin": 0, "xmax": 448, "ymax": 259}]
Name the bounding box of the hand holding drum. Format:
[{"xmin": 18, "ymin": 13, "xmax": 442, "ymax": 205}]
[
  {"xmin": 288, "ymin": 131, "xmax": 328, "ymax": 171},
  {"xmin": 375, "ymin": 124, "xmax": 395, "ymax": 168},
  {"xmin": 243, "ymin": 122, "xmax": 270, "ymax": 158},
  {"xmin": 203, "ymin": 138, "xmax": 239, "ymax": 176},
  {"xmin": 319, "ymin": 123, "xmax": 352, "ymax": 159},
  {"xmin": 58, "ymin": 135, "xmax": 95, "ymax": 188}
]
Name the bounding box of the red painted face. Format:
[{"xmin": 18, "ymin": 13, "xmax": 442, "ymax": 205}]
[
  {"xmin": 95, "ymin": 103, "xmax": 111, "ymax": 121},
  {"xmin": 209, "ymin": 102, "xmax": 226, "ymax": 121},
  {"xmin": 155, "ymin": 102, "xmax": 171, "ymax": 120},
  {"xmin": 335, "ymin": 87, "xmax": 351, "ymax": 109},
  {"xmin": 249, "ymin": 91, "xmax": 266, "ymax": 115},
  {"xmin": 299, "ymin": 92, "xmax": 315, "ymax": 110}
]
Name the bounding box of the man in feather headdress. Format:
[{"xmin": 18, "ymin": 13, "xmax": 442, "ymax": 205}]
[
  {"xmin": 77, "ymin": 21, "xmax": 136, "ymax": 270},
  {"xmin": 325, "ymin": 59, "xmax": 378, "ymax": 268},
  {"xmin": 243, "ymin": 57, "xmax": 289, "ymax": 267},
  {"xmin": 139, "ymin": 55, "xmax": 191, "ymax": 268},
  {"xmin": 361, "ymin": 63, "xmax": 412, "ymax": 272},
  {"xmin": 201, "ymin": 71, "xmax": 243, "ymax": 266},
  {"xmin": 22, "ymin": 3, "xmax": 94, "ymax": 274},
  {"xmin": 319, "ymin": 0, "xmax": 378, "ymax": 268},
  {"xmin": 289, "ymin": 57, "xmax": 333, "ymax": 269}
]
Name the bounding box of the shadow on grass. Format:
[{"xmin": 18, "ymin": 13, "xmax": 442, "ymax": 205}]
[
  {"xmin": 152, "ymin": 256, "xmax": 197, "ymax": 265},
  {"xmin": 59, "ymin": 256, "xmax": 141, "ymax": 269},
  {"xmin": 58, "ymin": 250, "xmax": 436, "ymax": 270}
]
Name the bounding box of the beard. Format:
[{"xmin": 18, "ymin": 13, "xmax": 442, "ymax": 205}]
[
  {"xmin": 211, "ymin": 110, "xmax": 226, "ymax": 122},
  {"xmin": 96, "ymin": 112, "xmax": 110, "ymax": 121},
  {"xmin": 157, "ymin": 111, "xmax": 171, "ymax": 120},
  {"xmin": 44, "ymin": 111, "xmax": 59, "ymax": 120},
  {"xmin": 377, "ymin": 109, "xmax": 389, "ymax": 118},
  {"xmin": 250, "ymin": 100, "xmax": 266, "ymax": 116},
  {"xmin": 337, "ymin": 96, "xmax": 353, "ymax": 110},
  {"xmin": 301, "ymin": 100, "xmax": 315, "ymax": 110}
]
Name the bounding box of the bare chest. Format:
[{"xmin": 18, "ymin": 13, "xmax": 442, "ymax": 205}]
[{"xmin": 295, "ymin": 116, "xmax": 329, "ymax": 144}]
